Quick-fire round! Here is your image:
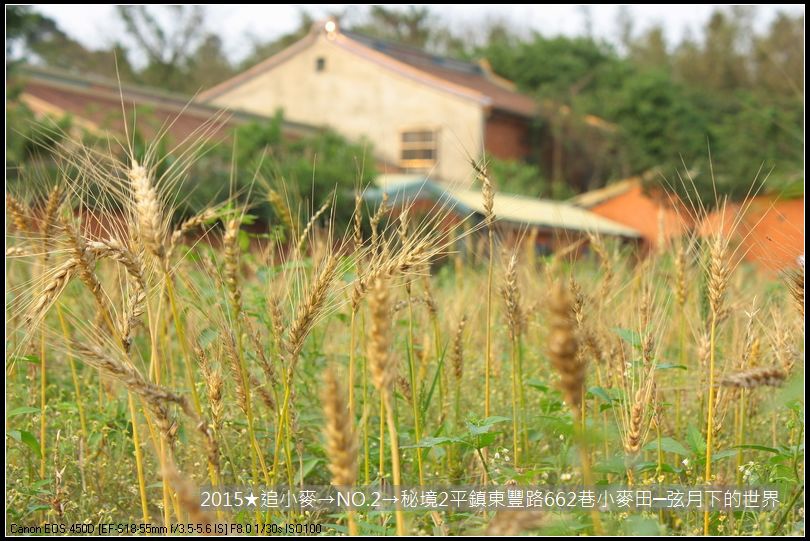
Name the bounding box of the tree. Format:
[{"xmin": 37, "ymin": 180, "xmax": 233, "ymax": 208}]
[
  {"xmin": 116, "ymin": 5, "xmax": 208, "ymax": 92},
  {"xmin": 238, "ymin": 12, "xmax": 315, "ymax": 72},
  {"xmin": 6, "ymin": 6, "xmax": 136, "ymax": 80}
]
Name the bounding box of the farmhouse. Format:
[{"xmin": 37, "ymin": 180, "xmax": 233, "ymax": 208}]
[
  {"xmin": 571, "ymin": 174, "xmax": 805, "ymax": 271},
  {"xmin": 201, "ymin": 19, "xmax": 611, "ymax": 189}
]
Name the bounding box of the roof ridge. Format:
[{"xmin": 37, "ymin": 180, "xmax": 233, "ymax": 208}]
[
  {"xmin": 342, "ymin": 30, "xmax": 483, "ymax": 75},
  {"xmin": 17, "ymin": 64, "xmax": 318, "ymax": 134},
  {"xmin": 18, "ymin": 64, "xmax": 207, "ymax": 108}
]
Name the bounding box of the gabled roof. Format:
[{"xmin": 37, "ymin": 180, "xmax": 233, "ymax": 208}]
[
  {"xmin": 569, "ymin": 177, "xmax": 644, "ymax": 208},
  {"xmin": 201, "ymin": 23, "xmax": 538, "ymax": 118},
  {"xmin": 371, "ymin": 174, "xmax": 640, "ymax": 238},
  {"xmin": 343, "ymin": 31, "xmax": 537, "ymax": 117}
]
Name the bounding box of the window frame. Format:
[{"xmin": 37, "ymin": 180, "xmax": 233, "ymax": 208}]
[{"xmin": 399, "ymin": 126, "xmax": 440, "ymax": 171}]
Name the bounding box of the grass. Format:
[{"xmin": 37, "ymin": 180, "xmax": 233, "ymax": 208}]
[{"xmin": 4, "ymin": 131, "xmax": 805, "ymax": 536}]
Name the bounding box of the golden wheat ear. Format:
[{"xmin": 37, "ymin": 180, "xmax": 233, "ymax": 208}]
[
  {"xmin": 321, "ymin": 365, "xmax": 358, "ymax": 488},
  {"xmin": 548, "ymin": 281, "xmax": 585, "ymax": 414},
  {"xmin": 721, "ymin": 367, "xmax": 788, "ymax": 389}
]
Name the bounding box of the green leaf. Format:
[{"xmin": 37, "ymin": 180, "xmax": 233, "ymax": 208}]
[
  {"xmin": 643, "ymin": 437, "xmax": 690, "ymax": 456},
  {"xmin": 479, "ymin": 416, "xmax": 512, "ymax": 428},
  {"xmin": 711, "ymin": 449, "xmax": 737, "ymax": 463},
  {"xmin": 7, "ymin": 354, "xmax": 39, "ymax": 366},
  {"xmin": 621, "ymin": 515, "xmax": 662, "ymax": 536},
  {"xmin": 466, "ymin": 416, "xmax": 511, "ymax": 436},
  {"xmin": 733, "ymin": 444, "xmax": 781, "ymax": 454},
  {"xmin": 401, "ymin": 436, "xmax": 462, "ymax": 449},
  {"xmin": 587, "ymin": 386, "xmax": 613, "ymax": 403},
  {"xmin": 635, "ymin": 461, "xmax": 679, "ymax": 474},
  {"xmin": 7, "ymin": 430, "xmax": 41, "ymax": 456},
  {"xmin": 526, "ymin": 378, "xmax": 549, "ymax": 392},
  {"xmin": 656, "ymin": 363, "xmax": 688, "ymax": 370},
  {"xmin": 238, "ymin": 229, "xmax": 250, "ymax": 251},
  {"xmin": 420, "ymin": 344, "xmax": 447, "ymax": 420},
  {"xmin": 6, "ymin": 406, "xmax": 41, "ymax": 418},
  {"xmin": 295, "ymin": 458, "xmax": 321, "ymax": 484},
  {"xmin": 613, "ymin": 327, "xmax": 641, "ymax": 348},
  {"xmin": 686, "ymin": 424, "xmax": 706, "ymax": 455},
  {"xmin": 474, "ymin": 432, "xmax": 497, "ymax": 449},
  {"xmin": 196, "ymin": 328, "xmax": 219, "ymax": 349}
]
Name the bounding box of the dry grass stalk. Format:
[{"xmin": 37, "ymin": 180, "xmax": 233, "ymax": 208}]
[
  {"xmin": 87, "ymin": 237, "xmax": 148, "ymax": 351},
  {"xmin": 62, "ymin": 221, "xmax": 111, "ymax": 325},
  {"xmin": 589, "ymin": 234, "xmax": 613, "ymax": 300},
  {"xmin": 129, "ymin": 160, "xmax": 165, "ymax": 262},
  {"xmin": 40, "ymin": 184, "xmax": 64, "ymax": 240},
  {"xmin": 249, "ymin": 373, "xmax": 276, "ymax": 411},
  {"xmin": 267, "ymin": 188, "xmax": 294, "ymax": 233},
  {"xmin": 268, "ymin": 297, "xmax": 286, "ymax": 352},
  {"xmin": 625, "ymin": 379, "xmax": 655, "ymax": 455},
  {"xmin": 785, "ymin": 259, "xmax": 804, "ymax": 318},
  {"xmin": 28, "ymin": 258, "xmax": 80, "ymax": 324},
  {"xmin": 196, "ymin": 345, "xmax": 224, "ymax": 434},
  {"xmin": 72, "ymin": 340, "xmax": 183, "ymax": 445},
  {"xmin": 674, "ymin": 242, "xmax": 688, "ymax": 308},
  {"xmin": 295, "ymin": 199, "xmax": 331, "ymax": 253},
  {"xmin": 352, "ymin": 241, "xmax": 423, "ymax": 309},
  {"xmin": 707, "ymin": 235, "xmax": 730, "ymax": 317},
  {"xmin": 450, "ymin": 315, "xmax": 467, "ymax": 381},
  {"xmin": 223, "ymin": 218, "xmax": 242, "ymax": 312},
  {"xmin": 6, "ymin": 246, "xmax": 30, "ymax": 257},
  {"xmin": 224, "ymin": 330, "xmax": 248, "ymax": 413},
  {"xmin": 368, "ymin": 278, "xmax": 395, "ymax": 393},
  {"xmin": 353, "ymin": 191, "xmax": 363, "ymax": 252},
  {"xmin": 168, "ymin": 208, "xmax": 218, "ymax": 259},
  {"xmin": 548, "ymin": 281, "xmax": 585, "ymax": 413},
  {"xmin": 722, "ymin": 367, "xmax": 787, "ymax": 389},
  {"xmin": 501, "ymin": 253, "xmax": 522, "ymax": 340},
  {"xmin": 162, "ymin": 459, "xmax": 217, "ymax": 527},
  {"xmin": 321, "ymin": 366, "xmax": 358, "ymax": 487},
  {"xmin": 244, "ymin": 315, "xmax": 277, "ymax": 387},
  {"xmin": 369, "ymin": 193, "xmax": 389, "ymax": 252},
  {"xmin": 472, "ymin": 161, "xmax": 495, "ymax": 227}
]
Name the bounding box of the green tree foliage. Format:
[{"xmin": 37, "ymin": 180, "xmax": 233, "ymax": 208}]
[
  {"xmin": 186, "ymin": 111, "xmax": 376, "ymax": 226},
  {"xmin": 478, "ymin": 7, "xmax": 803, "ymax": 201},
  {"xmin": 487, "ymin": 158, "xmax": 574, "ymax": 200}
]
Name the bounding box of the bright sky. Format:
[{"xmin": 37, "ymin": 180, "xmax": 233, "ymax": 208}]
[{"xmin": 32, "ymin": 4, "xmax": 805, "ymax": 63}]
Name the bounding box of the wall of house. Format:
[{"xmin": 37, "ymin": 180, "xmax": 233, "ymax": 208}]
[
  {"xmin": 484, "ymin": 111, "xmax": 531, "ymax": 161},
  {"xmin": 589, "ymin": 185, "xmax": 688, "ymax": 247},
  {"xmin": 208, "ymin": 33, "xmax": 485, "ymax": 185}
]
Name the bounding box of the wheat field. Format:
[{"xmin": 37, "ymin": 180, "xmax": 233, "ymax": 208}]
[{"xmin": 5, "ymin": 133, "xmax": 804, "ymax": 536}]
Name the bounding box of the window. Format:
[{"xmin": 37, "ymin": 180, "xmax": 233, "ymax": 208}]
[
  {"xmin": 399, "ymin": 128, "xmax": 438, "ymax": 171},
  {"xmin": 315, "ymin": 57, "xmax": 326, "ymax": 72}
]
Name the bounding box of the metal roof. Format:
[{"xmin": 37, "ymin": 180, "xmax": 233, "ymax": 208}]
[{"xmin": 372, "ymin": 174, "xmax": 641, "ymax": 238}]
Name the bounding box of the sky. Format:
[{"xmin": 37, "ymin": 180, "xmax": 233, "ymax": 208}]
[{"xmin": 32, "ymin": 4, "xmax": 805, "ymax": 63}]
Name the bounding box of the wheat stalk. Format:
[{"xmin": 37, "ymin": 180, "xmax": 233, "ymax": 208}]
[
  {"xmin": 295, "ymin": 199, "xmax": 330, "ymax": 254},
  {"xmin": 168, "ymin": 207, "xmax": 218, "ymax": 259}
]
